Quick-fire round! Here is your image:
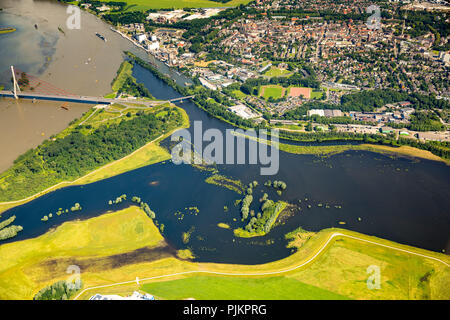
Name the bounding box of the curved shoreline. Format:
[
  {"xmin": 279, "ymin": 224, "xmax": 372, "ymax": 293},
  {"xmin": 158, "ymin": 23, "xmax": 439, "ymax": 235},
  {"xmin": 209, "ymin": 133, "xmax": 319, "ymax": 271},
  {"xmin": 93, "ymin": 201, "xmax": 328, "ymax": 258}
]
[
  {"xmin": 1, "ymin": 139, "xmax": 447, "ymax": 216},
  {"xmin": 0, "ymin": 27, "xmax": 16, "ymax": 34},
  {"xmin": 1, "ymin": 205, "xmax": 448, "ymax": 299},
  {"xmin": 73, "ymin": 228, "xmax": 449, "ymax": 300},
  {"xmin": 0, "ymin": 106, "xmax": 190, "ymax": 215}
]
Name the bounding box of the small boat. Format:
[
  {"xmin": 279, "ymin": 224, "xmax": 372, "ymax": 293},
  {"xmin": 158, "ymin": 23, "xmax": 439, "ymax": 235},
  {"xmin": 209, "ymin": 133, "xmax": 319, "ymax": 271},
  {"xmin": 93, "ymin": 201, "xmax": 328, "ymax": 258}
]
[
  {"xmin": 95, "ymin": 32, "xmax": 107, "ymax": 42},
  {"xmin": 34, "ymin": 24, "xmax": 38, "ymax": 29}
]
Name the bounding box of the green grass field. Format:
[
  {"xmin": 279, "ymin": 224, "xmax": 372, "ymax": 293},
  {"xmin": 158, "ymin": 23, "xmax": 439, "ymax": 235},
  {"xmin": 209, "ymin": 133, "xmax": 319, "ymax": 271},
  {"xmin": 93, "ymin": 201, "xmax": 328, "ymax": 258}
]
[
  {"xmin": 106, "ymin": 0, "xmax": 251, "ymax": 11},
  {"xmin": 259, "ymin": 85, "xmax": 285, "ymax": 100},
  {"xmin": 111, "ymin": 61, "xmax": 133, "ymax": 92},
  {"xmin": 310, "ymin": 90, "xmax": 324, "ymax": 99},
  {"xmin": 142, "ymin": 276, "xmax": 348, "ymax": 300},
  {"xmin": 264, "ymin": 66, "xmax": 291, "ymax": 77},
  {"xmin": 0, "ymin": 206, "xmax": 164, "ymax": 299}
]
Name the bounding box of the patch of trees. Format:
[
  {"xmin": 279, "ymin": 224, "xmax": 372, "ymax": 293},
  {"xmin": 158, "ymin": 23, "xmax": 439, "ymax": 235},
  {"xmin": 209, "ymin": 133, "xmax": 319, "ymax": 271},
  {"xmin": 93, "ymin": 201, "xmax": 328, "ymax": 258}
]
[
  {"xmin": 0, "ymin": 225, "xmax": 23, "ymax": 241},
  {"xmin": 408, "ymin": 112, "xmax": 445, "ymax": 132},
  {"xmin": 126, "ymin": 52, "xmax": 256, "ymax": 129},
  {"xmin": 33, "ymin": 280, "xmax": 82, "ymax": 300},
  {"xmin": 103, "ymin": 11, "xmax": 146, "ymax": 25},
  {"xmin": 306, "ymin": 115, "xmax": 377, "ymax": 126},
  {"xmin": 132, "ymin": 196, "xmax": 156, "ymax": 219},
  {"xmin": 276, "ymin": 129, "xmax": 450, "ymax": 159},
  {"xmin": 242, "ymin": 200, "xmax": 285, "ymax": 234},
  {"xmin": 0, "ymin": 215, "xmax": 23, "ymax": 241},
  {"xmin": 241, "ymin": 194, "xmax": 253, "ymax": 220},
  {"xmin": 395, "ymin": 10, "xmax": 449, "ymax": 40}
]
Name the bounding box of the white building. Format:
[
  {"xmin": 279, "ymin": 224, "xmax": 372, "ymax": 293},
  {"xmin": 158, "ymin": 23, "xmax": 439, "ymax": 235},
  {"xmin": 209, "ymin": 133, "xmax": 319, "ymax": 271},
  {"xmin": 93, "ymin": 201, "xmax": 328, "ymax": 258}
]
[
  {"xmin": 90, "ymin": 291, "xmax": 155, "ymax": 300},
  {"xmin": 199, "ymin": 77, "xmax": 217, "ymax": 90},
  {"xmin": 134, "ymin": 33, "xmax": 147, "ymax": 43},
  {"xmin": 229, "ymin": 104, "xmax": 259, "ymax": 119},
  {"xmin": 147, "ymin": 41, "xmax": 160, "ymax": 51},
  {"xmin": 307, "ymin": 109, "xmax": 325, "ymax": 117}
]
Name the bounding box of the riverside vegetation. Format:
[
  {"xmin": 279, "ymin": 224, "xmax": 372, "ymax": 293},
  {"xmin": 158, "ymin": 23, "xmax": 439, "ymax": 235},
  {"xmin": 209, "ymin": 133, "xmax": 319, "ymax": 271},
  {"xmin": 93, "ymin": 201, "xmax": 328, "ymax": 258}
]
[
  {"xmin": 0, "ymin": 215, "xmax": 23, "ymax": 241},
  {"xmin": 0, "ymin": 104, "xmax": 186, "ymax": 202},
  {"xmin": 33, "ymin": 280, "xmax": 82, "ymax": 300},
  {"xmin": 125, "ymin": 52, "xmax": 450, "ymax": 162},
  {"xmin": 234, "ymin": 180, "xmax": 288, "ymax": 238}
]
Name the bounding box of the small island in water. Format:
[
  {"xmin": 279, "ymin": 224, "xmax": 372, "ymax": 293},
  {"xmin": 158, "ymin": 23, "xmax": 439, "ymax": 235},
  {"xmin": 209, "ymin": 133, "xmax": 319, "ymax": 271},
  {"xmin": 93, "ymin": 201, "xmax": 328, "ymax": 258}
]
[{"xmin": 0, "ymin": 27, "xmax": 16, "ymax": 34}]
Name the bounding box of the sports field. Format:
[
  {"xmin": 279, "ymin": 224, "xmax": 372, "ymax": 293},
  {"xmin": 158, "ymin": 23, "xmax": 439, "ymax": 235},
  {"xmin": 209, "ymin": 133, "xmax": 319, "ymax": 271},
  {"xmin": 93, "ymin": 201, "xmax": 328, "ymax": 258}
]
[
  {"xmin": 289, "ymin": 86, "xmax": 311, "ymax": 99},
  {"xmin": 259, "ymin": 85, "xmax": 285, "ymax": 100}
]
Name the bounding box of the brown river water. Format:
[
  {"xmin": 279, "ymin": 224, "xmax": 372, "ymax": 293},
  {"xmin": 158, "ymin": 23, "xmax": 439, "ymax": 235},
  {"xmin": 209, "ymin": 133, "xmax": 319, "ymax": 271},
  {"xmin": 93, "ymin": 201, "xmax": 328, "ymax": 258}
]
[{"xmin": 0, "ymin": 0, "xmax": 146, "ymax": 172}]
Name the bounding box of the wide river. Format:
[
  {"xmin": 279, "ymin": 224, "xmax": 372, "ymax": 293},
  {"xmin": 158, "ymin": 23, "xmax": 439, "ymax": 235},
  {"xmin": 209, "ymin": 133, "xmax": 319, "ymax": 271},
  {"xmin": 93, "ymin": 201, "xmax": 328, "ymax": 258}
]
[{"xmin": 0, "ymin": 0, "xmax": 449, "ymax": 264}]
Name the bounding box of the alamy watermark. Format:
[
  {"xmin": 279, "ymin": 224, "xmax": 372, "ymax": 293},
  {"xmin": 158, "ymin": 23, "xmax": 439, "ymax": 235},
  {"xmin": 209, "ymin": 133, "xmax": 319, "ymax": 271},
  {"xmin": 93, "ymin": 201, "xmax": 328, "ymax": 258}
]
[
  {"xmin": 366, "ymin": 5, "xmax": 381, "ymax": 30},
  {"xmin": 66, "ymin": 264, "xmax": 82, "ymax": 290},
  {"xmin": 171, "ymin": 121, "xmax": 280, "ymax": 176},
  {"xmin": 366, "ymin": 265, "xmax": 381, "ymax": 290},
  {"xmin": 66, "ymin": 5, "xmax": 81, "ymax": 30}
]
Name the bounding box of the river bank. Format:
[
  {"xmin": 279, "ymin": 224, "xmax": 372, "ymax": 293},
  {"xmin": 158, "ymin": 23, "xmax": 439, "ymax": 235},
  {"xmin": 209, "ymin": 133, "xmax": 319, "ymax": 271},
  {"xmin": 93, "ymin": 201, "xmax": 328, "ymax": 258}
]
[
  {"xmin": 0, "ymin": 104, "xmax": 189, "ymax": 215},
  {"xmin": 0, "ymin": 0, "xmax": 142, "ymax": 174},
  {"xmin": 1, "ymin": 205, "xmax": 448, "ymax": 299}
]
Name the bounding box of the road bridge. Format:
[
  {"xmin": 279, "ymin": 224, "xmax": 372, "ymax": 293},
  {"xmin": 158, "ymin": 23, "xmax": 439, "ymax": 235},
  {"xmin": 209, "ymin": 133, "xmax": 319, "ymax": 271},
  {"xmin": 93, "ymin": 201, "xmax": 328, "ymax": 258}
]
[{"xmin": 0, "ymin": 90, "xmax": 194, "ymax": 106}]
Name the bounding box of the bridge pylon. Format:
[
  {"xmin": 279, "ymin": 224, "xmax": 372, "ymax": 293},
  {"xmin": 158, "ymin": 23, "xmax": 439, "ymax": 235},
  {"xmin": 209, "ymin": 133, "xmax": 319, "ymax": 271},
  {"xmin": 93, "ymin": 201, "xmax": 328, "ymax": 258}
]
[{"xmin": 11, "ymin": 66, "xmax": 21, "ymax": 99}]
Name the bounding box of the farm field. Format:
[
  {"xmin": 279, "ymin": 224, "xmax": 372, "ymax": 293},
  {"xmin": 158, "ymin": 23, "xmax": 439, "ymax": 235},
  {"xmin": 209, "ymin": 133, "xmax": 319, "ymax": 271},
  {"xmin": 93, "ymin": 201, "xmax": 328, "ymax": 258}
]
[
  {"xmin": 142, "ymin": 275, "xmax": 348, "ymax": 300},
  {"xmin": 109, "ymin": 0, "xmax": 251, "ymax": 11}
]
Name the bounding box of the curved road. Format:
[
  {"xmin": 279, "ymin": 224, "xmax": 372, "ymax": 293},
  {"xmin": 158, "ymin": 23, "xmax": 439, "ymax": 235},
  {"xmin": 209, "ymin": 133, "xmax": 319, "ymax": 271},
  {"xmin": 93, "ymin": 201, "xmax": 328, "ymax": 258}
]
[{"xmin": 73, "ymin": 232, "xmax": 449, "ymax": 300}]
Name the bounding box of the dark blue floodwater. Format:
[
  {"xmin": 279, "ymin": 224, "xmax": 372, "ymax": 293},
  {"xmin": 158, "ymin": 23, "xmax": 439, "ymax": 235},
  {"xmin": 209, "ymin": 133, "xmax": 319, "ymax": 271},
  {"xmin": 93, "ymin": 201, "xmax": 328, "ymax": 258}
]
[{"xmin": 1, "ymin": 62, "xmax": 449, "ymax": 264}]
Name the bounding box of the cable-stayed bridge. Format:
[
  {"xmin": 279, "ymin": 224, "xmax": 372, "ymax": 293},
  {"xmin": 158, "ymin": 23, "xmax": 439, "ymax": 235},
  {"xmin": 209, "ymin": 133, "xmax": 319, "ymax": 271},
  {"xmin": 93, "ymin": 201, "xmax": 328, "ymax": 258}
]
[{"xmin": 0, "ymin": 66, "xmax": 193, "ymax": 106}]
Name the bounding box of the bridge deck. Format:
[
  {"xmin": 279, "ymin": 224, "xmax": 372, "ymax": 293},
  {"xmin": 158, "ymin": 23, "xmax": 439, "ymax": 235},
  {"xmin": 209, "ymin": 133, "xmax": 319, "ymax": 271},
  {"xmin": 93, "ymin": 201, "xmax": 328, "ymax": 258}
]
[{"xmin": 0, "ymin": 91, "xmax": 194, "ymax": 106}]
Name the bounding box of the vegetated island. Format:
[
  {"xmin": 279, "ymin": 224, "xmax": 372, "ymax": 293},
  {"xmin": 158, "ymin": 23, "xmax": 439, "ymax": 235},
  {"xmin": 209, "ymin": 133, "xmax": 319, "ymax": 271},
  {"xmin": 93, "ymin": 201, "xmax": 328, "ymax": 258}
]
[
  {"xmin": 0, "ymin": 215, "xmax": 23, "ymax": 241},
  {"xmin": 0, "ymin": 27, "xmax": 16, "ymax": 34},
  {"xmin": 233, "ymin": 180, "xmax": 288, "ymax": 238},
  {"xmin": 123, "ymin": 52, "xmax": 449, "ymax": 164}
]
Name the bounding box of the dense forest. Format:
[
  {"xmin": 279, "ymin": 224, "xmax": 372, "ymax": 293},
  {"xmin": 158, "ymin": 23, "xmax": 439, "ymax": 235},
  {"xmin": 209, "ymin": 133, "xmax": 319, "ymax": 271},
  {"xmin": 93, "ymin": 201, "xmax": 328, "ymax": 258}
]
[{"xmin": 0, "ymin": 106, "xmax": 185, "ymax": 201}]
